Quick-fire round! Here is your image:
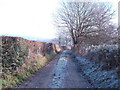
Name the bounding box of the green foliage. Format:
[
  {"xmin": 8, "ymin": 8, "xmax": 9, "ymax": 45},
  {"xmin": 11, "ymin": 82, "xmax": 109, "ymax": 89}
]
[
  {"xmin": 1, "ymin": 36, "xmax": 57, "ymax": 88},
  {"xmin": 2, "ymin": 54, "xmax": 55, "ymax": 88},
  {"xmin": 13, "ymin": 73, "xmax": 24, "ymax": 81},
  {"xmin": 2, "ymin": 37, "xmax": 28, "ymax": 74},
  {"xmin": 46, "ymin": 52, "xmax": 55, "ymax": 61},
  {"xmin": 1, "ymin": 73, "xmax": 19, "ymax": 88}
]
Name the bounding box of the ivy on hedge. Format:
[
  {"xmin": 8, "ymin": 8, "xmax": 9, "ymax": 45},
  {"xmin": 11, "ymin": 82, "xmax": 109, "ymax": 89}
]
[{"xmin": 2, "ymin": 37, "xmax": 28, "ymax": 74}]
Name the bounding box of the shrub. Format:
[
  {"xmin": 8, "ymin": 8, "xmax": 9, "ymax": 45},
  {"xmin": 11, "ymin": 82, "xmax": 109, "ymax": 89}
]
[
  {"xmin": 85, "ymin": 45, "xmax": 119, "ymax": 70},
  {"xmin": 2, "ymin": 37, "xmax": 28, "ymax": 74},
  {"xmin": 1, "ymin": 36, "xmax": 58, "ymax": 88}
]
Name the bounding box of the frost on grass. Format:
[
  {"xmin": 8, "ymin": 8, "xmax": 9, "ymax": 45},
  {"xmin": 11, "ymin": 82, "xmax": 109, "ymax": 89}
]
[
  {"xmin": 76, "ymin": 45, "xmax": 120, "ymax": 88},
  {"xmin": 77, "ymin": 56, "xmax": 119, "ymax": 88},
  {"xmin": 49, "ymin": 50, "xmax": 68, "ymax": 88}
]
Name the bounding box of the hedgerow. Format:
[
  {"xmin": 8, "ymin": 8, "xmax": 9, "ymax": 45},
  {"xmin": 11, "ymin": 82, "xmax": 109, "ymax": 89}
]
[
  {"xmin": 1, "ymin": 36, "xmax": 59, "ymax": 88},
  {"xmin": 2, "ymin": 37, "xmax": 28, "ymax": 74}
]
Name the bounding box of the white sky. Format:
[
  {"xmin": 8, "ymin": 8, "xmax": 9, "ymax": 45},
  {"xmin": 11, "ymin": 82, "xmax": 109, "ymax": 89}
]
[
  {"xmin": 0, "ymin": 0, "xmax": 119, "ymax": 40},
  {"xmin": 0, "ymin": 0, "xmax": 59, "ymax": 40}
]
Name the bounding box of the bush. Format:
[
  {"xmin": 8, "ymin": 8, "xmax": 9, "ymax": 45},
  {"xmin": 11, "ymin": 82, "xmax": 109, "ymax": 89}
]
[
  {"xmin": 76, "ymin": 55, "xmax": 120, "ymax": 88},
  {"xmin": 1, "ymin": 36, "xmax": 58, "ymax": 88},
  {"xmin": 85, "ymin": 45, "xmax": 120, "ymax": 70},
  {"xmin": 2, "ymin": 37, "xmax": 28, "ymax": 74}
]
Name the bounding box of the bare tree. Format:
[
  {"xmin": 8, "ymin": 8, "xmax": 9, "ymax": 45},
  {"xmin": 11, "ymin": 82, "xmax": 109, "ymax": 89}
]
[
  {"xmin": 54, "ymin": 29, "xmax": 72, "ymax": 46},
  {"xmin": 55, "ymin": 1, "xmax": 115, "ymax": 46}
]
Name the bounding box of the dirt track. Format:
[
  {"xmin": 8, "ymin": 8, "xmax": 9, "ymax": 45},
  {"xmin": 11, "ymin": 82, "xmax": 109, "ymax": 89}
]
[{"xmin": 17, "ymin": 50, "xmax": 91, "ymax": 88}]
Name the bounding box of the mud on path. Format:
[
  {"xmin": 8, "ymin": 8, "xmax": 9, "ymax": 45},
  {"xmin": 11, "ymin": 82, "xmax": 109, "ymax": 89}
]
[{"xmin": 17, "ymin": 50, "xmax": 91, "ymax": 88}]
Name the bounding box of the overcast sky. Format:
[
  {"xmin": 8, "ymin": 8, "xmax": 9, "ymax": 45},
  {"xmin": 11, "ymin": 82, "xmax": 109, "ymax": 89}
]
[{"xmin": 0, "ymin": 0, "xmax": 118, "ymax": 41}]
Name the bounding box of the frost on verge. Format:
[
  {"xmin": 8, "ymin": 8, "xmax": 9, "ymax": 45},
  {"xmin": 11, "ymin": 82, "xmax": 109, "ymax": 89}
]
[{"xmin": 49, "ymin": 51, "xmax": 68, "ymax": 88}]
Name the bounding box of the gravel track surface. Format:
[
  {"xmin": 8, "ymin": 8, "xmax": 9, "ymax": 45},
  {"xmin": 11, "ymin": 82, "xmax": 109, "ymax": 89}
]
[{"xmin": 17, "ymin": 50, "xmax": 91, "ymax": 88}]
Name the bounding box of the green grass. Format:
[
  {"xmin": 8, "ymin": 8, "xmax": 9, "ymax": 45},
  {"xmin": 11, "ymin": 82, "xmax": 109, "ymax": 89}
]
[
  {"xmin": 2, "ymin": 74, "xmax": 19, "ymax": 88},
  {"xmin": 46, "ymin": 52, "xmax": 55, "ymax": 61},
  {"xmin": 2, "ymin": 54, "xmax": 55, "ymax": 88}
]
